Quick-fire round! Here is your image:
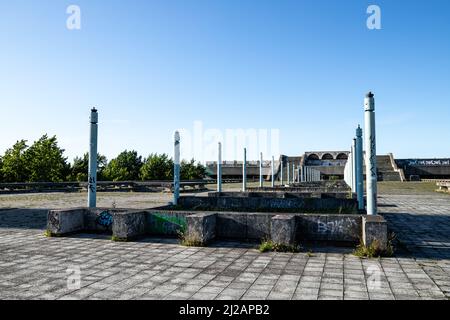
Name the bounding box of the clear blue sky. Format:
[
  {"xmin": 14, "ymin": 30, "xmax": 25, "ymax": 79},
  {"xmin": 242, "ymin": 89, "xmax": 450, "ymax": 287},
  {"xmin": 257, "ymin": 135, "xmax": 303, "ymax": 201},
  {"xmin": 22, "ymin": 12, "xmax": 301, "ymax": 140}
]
[{"xmin": 1, "ymin": 0, "xmax": 449, "ymax": 162}]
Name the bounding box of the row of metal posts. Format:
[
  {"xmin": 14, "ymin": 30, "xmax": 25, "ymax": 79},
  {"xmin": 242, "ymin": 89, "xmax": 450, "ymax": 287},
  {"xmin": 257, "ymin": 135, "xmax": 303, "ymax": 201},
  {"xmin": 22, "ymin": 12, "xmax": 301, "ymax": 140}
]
[
  {"xmin": 87, "ymin": 92, "xmax": 377, "ymax": 215},
  {"xmin": 345, "ymin": 92, "xmax": 377, "ymax": 215}
]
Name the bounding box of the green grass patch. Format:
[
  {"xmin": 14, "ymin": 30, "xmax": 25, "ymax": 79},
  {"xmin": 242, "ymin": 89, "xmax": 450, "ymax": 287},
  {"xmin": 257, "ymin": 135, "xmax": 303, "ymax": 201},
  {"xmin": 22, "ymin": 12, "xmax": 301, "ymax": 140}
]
[
  {"xmin": 111, "ymin": 236, "xmax": 128, "ymax": 242},
  {"xmin": 353, "ymin": 237, "xmax": 394, "ymax": 258},
  {"xmin": 178, "ymin": 231, "xmax": 205, "ymax": 247},
  {"xmin": 259, "ymin": 239, "xmax": 301, "ymax": 253}
]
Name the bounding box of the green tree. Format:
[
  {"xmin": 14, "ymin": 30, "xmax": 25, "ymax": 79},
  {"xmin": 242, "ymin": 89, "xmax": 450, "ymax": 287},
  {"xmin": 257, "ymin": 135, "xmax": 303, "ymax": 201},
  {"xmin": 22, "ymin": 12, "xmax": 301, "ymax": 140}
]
[
  {"xmin": 140, "ymin": 153, "xmax": 173, "ymax": 180},
  {"xmin": 24, "ymin": 135, "xmax": 70, "ymax": 182},
  {"xmin": 0, "ymin": 140, "xmax": 29, "ymax": 182},
  {"xmin": 70, "ymin": 153, "xmax": 108, "ymax": 182},
  {"xmin": 180, "ymin": 159, "xmax": 206, "ymax": 180},
  {"xmin": 103, "ymin": 150, "xmax": 143, "ymax": 181}
]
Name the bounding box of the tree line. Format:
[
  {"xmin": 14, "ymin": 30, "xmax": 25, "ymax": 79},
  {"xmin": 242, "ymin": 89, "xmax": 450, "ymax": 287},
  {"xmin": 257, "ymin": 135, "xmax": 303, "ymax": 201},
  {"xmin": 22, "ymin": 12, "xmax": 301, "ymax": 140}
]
[{"xmin": 0, "ymin": 135, "xmax": 206, "ymax": 183}]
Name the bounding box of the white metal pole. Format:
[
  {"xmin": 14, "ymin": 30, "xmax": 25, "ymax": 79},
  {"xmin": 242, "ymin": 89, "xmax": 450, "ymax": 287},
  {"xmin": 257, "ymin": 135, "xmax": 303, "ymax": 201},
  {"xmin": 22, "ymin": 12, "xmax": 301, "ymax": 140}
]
[
  {"xmin": 271, "ymin": 156, "xmax": 275, "ymax": 187},
  {"xmin": 287, "ymin": 161, "xmax": 290, "ymax": 185},
  {"xmin": 259, "ymin": 152, "xmax": 263, "ymax": 188},
  {"xmin": 242, "ymin": 148, "xmax": 247, "ymax": 192},
  {"xmin": 217, "ymin": 142, "xmax": 222, "ymax": 193},
  {"xmin": 88, "ymin": 108, "xmax": 98, "ymax": 208},
  {"xmin": 173, "ymin": 131, "xmax": 181, "ymax": 205},
  {"xmin": 352, "ymin": 141, "xmax": 356, "ymax": 192},
  {"xmin": 364, "ymin": 92, "xmax": 377, "ymax": 215},
  {"xmin": 356, "ymin": 125, "xmax": 364, "ymax": 210}
]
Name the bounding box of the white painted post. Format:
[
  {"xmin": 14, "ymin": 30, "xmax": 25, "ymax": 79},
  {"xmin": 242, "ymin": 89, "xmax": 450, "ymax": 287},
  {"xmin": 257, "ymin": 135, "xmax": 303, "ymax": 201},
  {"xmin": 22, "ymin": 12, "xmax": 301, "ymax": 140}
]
[
  {"xmin": 217, "ymin": 142, "xmax": 222, "ymax": 193},
  {"xmin": 287, "ymin": 161, "xmax": 290, "ymax": 185},
  {"xmin": 271, "ymin": 156, "xmax": 275, "ymax": 187},
  {"xmin": 292, "ymin": 163, "xmax": 295, "ymax": 184},
  {"xmin": 173, "ymin": 131, "xmax": 181, "ymax": 205},
  {"xmin": 352, "ymin": 139, "xmax": 357, "ymax": 192},
  {"xmin": 364, "ymin": 92, "xmax": 377, "ymax": 215},
  {"xmin": 280, "ymin": 157, "xmax": 284, "ymax": 185},
  {"xmin": 242, "ymin": 148, "xmax": 247, "ymax": 192},
  {"xmin": 88, "ymin": 108, "xmax": 98, "ymax": 208},
  {"xmin": 356, "ymin": 125, "xmax": 364, "ymax": 210},
  {"xmin": 259, "ymin": 152, "xmax": 263, "ymax": 188}
]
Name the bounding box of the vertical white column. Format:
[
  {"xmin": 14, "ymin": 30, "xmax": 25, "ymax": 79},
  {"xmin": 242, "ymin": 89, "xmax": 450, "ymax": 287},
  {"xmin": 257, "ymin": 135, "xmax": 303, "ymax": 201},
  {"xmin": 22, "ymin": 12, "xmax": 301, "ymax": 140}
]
[
  {"xmin": 271, "ymin": 156, "xmax": 275, "ymax": 187},
  {"xmin": 217, "ymin": 142, "xmax": 222, "ymax": 193},
  {"xmin": 292, "ymin": 163, "xmax": 295, "ymax": 184},
  {"xmin": 242, "ymin": 148, "xmax": 247, "ymax": 192},
  {"xmin": 259, "ymin": 152, "xmax": 263, "ymax": 188},
  {"xmin": 173, "ymin": 131, "xmax": 181, "ymax": 205},
  {"xmin": 280, "ymin": 157, "xmax": 284, "ymax": 185},
  {"xmin": 88, "ymin": 108, "xmax": 98, "ymax": 208},
  {"xmin": 364, "ymin": 92, "xmax": 377, "ymax": 215},
  {"xmin": 352, "ymin": 140, "xmax": 357, "ymax": 192},
  {"xmin": 287, "ymin": 161, "xmax": 290, "ymax": 185},
  {"xmin": 356, "ymin": 125, "xmax": 364, "ymax": 210}
]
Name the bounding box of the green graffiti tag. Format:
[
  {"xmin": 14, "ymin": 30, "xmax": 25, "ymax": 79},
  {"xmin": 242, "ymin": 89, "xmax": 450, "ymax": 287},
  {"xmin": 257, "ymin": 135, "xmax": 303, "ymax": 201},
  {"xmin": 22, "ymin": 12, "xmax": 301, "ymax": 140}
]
[{"xmin": 149, "ymin": 213, "xmax": 187, "ymax": 235}]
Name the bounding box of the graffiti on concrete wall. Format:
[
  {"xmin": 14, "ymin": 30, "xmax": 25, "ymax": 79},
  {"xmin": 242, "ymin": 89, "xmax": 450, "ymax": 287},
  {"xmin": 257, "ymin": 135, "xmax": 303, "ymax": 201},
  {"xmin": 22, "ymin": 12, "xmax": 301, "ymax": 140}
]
[
  {"xmin": 149, "ymin": 213, "xmax": 187, "ymax": 235},
  {"xmin": 398, "ymin": 159, "xmax": 450, "ymax": 167},
  {"xmin": 317, "ymin": 221, "xmax": 344, "ymax": 234},
  {"xmin": 96, "ymin": 211, "xmax": 113, "ymax": 227}
]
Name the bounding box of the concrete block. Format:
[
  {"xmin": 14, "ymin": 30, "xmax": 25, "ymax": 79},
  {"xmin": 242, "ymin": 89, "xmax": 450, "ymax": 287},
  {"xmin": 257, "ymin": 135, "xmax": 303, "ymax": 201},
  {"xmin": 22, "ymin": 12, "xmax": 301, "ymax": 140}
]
[
  {"xmin": 186, "ymin": 213, "xmax": 217, "ymax": 244},
  {"xmin": 112, "ymin": 211, "xmax": 147, "ymax": 240},
  {"xmin": 85, "ymin": 209, "xmax": 115, "ymax": 233},
  {"xmin": 297, "ymin": 215, "xmax": 362, "ymax": 243},
  {"xmin": 147, "ymin": 211, "xmax": 188, "ymax": 236},
  {"xmin": 363, "ymin": 215, "xmax": 388, "ymax": 251},
  {"xmin": 216, "ymin": 214, "xmax": 246, "ymax": 239},
  {"xmin": 271, "ymin": 215, "xmax": 296, "ymax": 245},
  {"xmin": 246, "ymin": 214, "xmax": 271, "ymax": 240},
  {"xmin": 47, "ymin": 208, "xmax": 85, "ymax": 235}
]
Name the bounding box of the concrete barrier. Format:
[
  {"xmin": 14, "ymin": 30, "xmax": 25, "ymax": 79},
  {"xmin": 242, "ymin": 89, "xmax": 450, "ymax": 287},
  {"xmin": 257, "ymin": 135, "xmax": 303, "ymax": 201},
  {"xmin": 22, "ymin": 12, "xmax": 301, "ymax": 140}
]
[
  {"xmin": 296, "ymin": 214, "xmax": 361, "ymax": 242},
  {"xmin": 47, "ymin": 206, "xmax": 388, "ymax": 248},
  {"xmin": 271, "ymin": 215, "xmax": 296, "ymax": 245},
  {"xmin": 186, "ymin": 213, "xmax": 216, "ymax": 245},
  {"xmin": 112, "ymin": 211, "xmax": 147, "ymax": 240},
  {"xmin": 47, "ymin": 208, "xmax": 85, "ymax": 235},
  {"xmin": 362, "ymin": 215, "xmax": 388, "ymax": 251},
  {"xmin": 179, "ymin": 196, "xmax": 358, "ymax": 214}
]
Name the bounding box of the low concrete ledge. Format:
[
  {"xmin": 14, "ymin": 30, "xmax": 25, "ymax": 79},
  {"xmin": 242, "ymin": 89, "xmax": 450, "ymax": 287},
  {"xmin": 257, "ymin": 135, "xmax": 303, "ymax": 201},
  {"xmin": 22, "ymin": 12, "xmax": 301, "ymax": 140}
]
[
  {"xmin": 271, "ymin": 215, "xmax": 296, "ymax": 245},
  {"xmin": 47, "ymin": 208, "xmax": 86, "ymax": 236},
  {"xmin": 112, "ymin": 210, "xmax": 147, "ymax": 241},
  {"xmin": 186, "ymin": 213, "xmax": 217, "ymax": 245},
  {"xmin": 362, "ymin": 215, "xmax": 388, "ymax": 251}
]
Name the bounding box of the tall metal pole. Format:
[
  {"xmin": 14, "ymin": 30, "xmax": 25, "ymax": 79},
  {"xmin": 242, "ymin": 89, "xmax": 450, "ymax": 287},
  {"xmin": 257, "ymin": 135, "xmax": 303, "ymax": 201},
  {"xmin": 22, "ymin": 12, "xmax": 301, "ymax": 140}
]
[
  {"xmin": 173, "ymin": 131, "xmax": 181, "ymax": 205},
  {"xmin": 364, "ymin": 92, "xmax": 377, "ymax": 215},
  {"xmin": 88, "ymin": 108, "xmax": 98, "ymax": 208},
  {"xmin": 242, "ymin": 148, "xmax": 247, "ymax": 192},
  {"xmin": 356, "ymin": 125, "xmax": 364, "ymax": 210},
  {"xmin": 217, "ymin": 142, "xmax": 222, "ymax": 193},
  {"xmin": 259, "ymin": 152, "xmax": 263, "ymax": 188},
  {"xmin": 271, "ymin": 156, "xmax": 275, "ymax": 187},
  {"xmin": 287, "ymin": 161, "xmax": 290, "ymax": 185},
  {"xmin": 352, "ymin": 139, "xmax": 357, "ymax": 192},
  {"xmin": 292, "ymin": 163, "xmax": 295, "ymax": 184}
]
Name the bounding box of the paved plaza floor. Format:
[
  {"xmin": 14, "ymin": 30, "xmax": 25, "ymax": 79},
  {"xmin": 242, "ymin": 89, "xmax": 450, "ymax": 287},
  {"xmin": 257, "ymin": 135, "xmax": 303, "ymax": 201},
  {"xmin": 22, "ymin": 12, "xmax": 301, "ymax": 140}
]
[{"xmin": 0, "ymin": 191, "xmax": 449, "ymax": 300}]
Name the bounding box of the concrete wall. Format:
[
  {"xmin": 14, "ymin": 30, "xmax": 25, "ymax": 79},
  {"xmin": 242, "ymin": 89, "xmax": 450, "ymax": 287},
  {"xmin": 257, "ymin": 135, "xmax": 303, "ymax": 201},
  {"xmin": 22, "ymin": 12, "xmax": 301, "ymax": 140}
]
[{"xmin": 178, "ymin": 195, "xmax": 358, "ymax": 214}]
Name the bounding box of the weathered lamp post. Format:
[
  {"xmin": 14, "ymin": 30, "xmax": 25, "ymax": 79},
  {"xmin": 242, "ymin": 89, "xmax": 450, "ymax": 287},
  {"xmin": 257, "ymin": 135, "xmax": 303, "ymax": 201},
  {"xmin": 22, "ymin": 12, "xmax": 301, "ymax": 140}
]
[
  {"xmin": 364, "ymin": 92, "xmax": 377, "ymax": 215},
  {"xmin": 271, "ymin": 156, "xmax": 275, "ymax": 187},
  {"xmin": 88, "ymin": 108, "xmax": 98, "ymax": 208},
  {"xmin": 173, "ymin": 131, "xmax": 181, "ymax": 205},
  {"xmin": 242, "ymin": 148, "xmax": 247, "ymax": 192},
  {"xmin": 217, "ymin": 142, "xmax": 222, "ymax": 192},
  {"xmin": 356, "ymin": 125, "xmax": 364, "ymax": 210},
  {"xmin": 259, "ymin": 152, "xmax": 263, "ymax": 188}
]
